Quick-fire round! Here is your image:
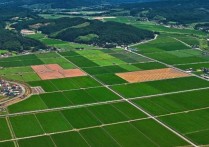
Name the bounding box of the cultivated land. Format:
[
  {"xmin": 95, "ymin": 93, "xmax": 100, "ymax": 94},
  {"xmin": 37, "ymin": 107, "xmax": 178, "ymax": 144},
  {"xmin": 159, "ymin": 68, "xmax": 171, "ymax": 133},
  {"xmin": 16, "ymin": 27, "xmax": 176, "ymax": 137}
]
[{"xmin": 1, "ymin": 24, "xmax": 209, "ymax": 147}]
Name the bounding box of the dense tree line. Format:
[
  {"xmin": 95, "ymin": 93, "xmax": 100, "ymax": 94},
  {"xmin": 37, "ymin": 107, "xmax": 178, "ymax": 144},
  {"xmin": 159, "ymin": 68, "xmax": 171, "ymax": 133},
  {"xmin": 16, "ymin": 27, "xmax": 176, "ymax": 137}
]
[
  {"xmin": 195, "ymin": 23, "xmax": 209, "ymax": 32},
  {"xmin": 14, "ymin": 17, "xmax": 154, "ymax": 47},
  {"xmin": 54, "ymin": 20, "xmax": 154, "ymax": 47},
  {"xmin": 121, "ymin": 0, "xmax": 209, "ymax": 24},
  {"xmin": 0, "ymin": 0, "xmax": 157, "ymax": 9},
  {"xmin": 39, "ymin": 17, "xmax": 90, "ymax": 34},
  {"xmin": 0, "ymin": 6, "xmax": 39, "ymax": 21},
  {"xmin": 0, "ymin": 27, "xmax": 47, "ymax": 52}
]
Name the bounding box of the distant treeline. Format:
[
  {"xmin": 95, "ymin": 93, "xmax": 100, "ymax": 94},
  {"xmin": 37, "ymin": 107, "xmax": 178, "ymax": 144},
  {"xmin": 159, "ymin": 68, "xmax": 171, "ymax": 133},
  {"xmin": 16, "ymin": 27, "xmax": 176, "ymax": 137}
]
[
  {"xmin": 195, "ymin": 23, "xmax": 209, "ymax": 32},
  {"xmin": 0, "ymin": 6, "xmax": 39, "ymax": 21},
  {"xmin": 121, "ymin": 0, "xmax": 209, "ymax": 24},
  {"xmin": 0, "ymin": 0, "xmax": 157, "ymax": 9},
  {"xmin": 14, "ymin": 17, "xmax": 155, "ymax": 47}
]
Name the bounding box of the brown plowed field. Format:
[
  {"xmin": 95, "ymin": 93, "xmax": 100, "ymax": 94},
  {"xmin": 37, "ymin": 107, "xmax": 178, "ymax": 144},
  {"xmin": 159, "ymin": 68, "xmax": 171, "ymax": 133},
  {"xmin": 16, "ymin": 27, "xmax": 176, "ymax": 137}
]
[
  {"xmin": 116, "ymin": 68, "xmax": 191, "ymax": 83},
  {"xmin": 31, "ymin": 64, "xmax": 86, "ymax": 80}
]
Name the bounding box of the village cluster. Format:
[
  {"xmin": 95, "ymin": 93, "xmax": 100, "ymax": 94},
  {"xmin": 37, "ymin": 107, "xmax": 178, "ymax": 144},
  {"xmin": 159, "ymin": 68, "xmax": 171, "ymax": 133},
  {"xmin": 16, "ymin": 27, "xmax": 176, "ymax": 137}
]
[{"xmin": 0, "ymin": 79, "xmax": 22, "ymax": 98}]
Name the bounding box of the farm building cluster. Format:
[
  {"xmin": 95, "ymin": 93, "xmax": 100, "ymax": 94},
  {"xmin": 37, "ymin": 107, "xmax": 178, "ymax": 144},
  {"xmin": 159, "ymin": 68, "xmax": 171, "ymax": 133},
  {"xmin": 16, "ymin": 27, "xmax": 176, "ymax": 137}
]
[{"xmin": 0, "ymin": 80, "xmax": 22, "ymax": 97}]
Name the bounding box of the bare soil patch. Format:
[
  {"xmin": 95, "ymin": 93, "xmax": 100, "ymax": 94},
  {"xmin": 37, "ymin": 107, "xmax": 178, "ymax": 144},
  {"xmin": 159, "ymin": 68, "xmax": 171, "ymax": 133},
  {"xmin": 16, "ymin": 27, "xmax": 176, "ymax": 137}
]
[
  {"xmin": 116, "ymin": 68, "xmax": 191, "ymax": 83},
  {"xmin": 32, "ymin": 64, "xmax": 86, "ymax": 80}
]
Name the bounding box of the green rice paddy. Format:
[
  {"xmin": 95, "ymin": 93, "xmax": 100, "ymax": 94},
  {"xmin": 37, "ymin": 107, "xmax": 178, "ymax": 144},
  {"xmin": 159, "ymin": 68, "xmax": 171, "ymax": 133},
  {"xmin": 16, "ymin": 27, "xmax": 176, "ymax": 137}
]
[{"xmin": 1, "ymin": 32, "xmax": 209, "ymax": 146}]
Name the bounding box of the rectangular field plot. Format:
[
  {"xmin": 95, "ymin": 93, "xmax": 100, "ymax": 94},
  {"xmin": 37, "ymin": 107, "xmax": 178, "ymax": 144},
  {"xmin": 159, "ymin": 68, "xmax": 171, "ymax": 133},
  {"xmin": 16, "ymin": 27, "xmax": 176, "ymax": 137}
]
[
  {"xmin": 51, "ymin": 132, "xmax": 89, "ymax": 147},
  {"xmin": 61, "ymin": 108, "xmax": 102, "ymax": 129},
  {"xmin": 116, "ymin": 68, "xmax": 190, "ymax": 83},
  {"xmin": 118, "ymin": 64, "xmax": 140, "ymax": 71},
  {"xmin": 159, "ymin": 108, "xmax": 209, "ymax": 145},
  {"xmin": 0, "ymin": 66, "xmax": 33, "ymax": 75},
  {"xmin": 28, "ymin": 76, "xmax": 101, "ymax": 92},
  {"xmin": 104, "ymin": 120, "xmax": 188, "ymax": 147},
  {"xmin": 95, "ymin": 74, "xmax": 127, "ymax": 85},
  {"xmin": 21, "ymin": 73, "xmax": 41, "ymax": 82},
  {"xmin": 145, "ymin": 51, "xmax": 208, "ymax": 65},
  {"xmin": 50, "ymin": 118, "xmax": 188, "ymax": 147},
  {"xmin": 36, "ymin": 52, "xmax": 60, "ymax": 58},
  {"xmin": 65, "ymin": 56, "xmax": 98, "ymax": 67},
  {"xmin": 108, "ymin": 52, "xmax": 150, "ymax": 63},
  {"xmin": 10, "ymin": 114, "xmax": 45, "ymax": 138},
  {"xmin": 85, "ymin": 87, "xmax": 121, "ymax": 101},
  {"xmin": 174, "ymin": 35, "xmax": 200, "ymax": 46},
  {"xmin": 39, "ymin": 92, "xmax": 73, "ymax": 108},
  {"xmin": 106, "ymin": 50, "xmax": 152, "ymax": 62},
  {"xmin": 62, "ymin": 89, "xmax": 98, "ymax": 105},
  {"xmin": 38, "ymin": 57, "xmax": 67, "ymax": 64},
  {"xmin": 8, "ymin": 95, "xmax": 48, "ymax": 114},
  {"xmin": 135, "ymin": 35, "xmax": 191, "ymax": 54},
  {"xmin": 0, "ymin": 141, "xmax": 15, "ymax": 147},
  {"xmin": 133, "ymin": 62, "xmax": 167, "ymax": 70},
  {"xmin": 28, "ymin": 80, "xmax": 58, "ymax": 92},
  {"xmin": 130, "ymin": 119, "xmax": 189, "ymax": 146},
  {"xmin": 1, "ymin": 72, "xmax": 41, "ymax": 82},
  {"xmin": 112, "ymin": 102, "xmax": 147, "ymax": 119},
  {"xmin": 80, "ymin": 127, "xmax": 119, "ymax": 146},
  {"xmin": 0, "ymin": 54, "xmax": 45, "ymax": 67},
  {"xmin": 59, "ymin": 51, "xmax": 81, "ymax": 57},
  {"xmin": 31, "ymin": 64, "xmax": 86, "ymax": 80},
  {"xmin": 133, "ymin": 89, "xmax": 209, "ymax": 115},
  {"xmin": 83, "ymin": 65, "xmax": 128, "ymax": 75},
  {"xmin": 77, "ymin": 50, "xmax": 129, "ymax": 66},
  {"xmin": 111, "ymin": 77, "xmax": 209, "ymax": 98},
  {"xmin": 64, "ymin": 87, "xmax": 120, "ymax": 104},
  {"xmin": 0, "ymin": 118, "xmax": 12, "ymax": 141},
  {"xmin": 8, "ymin": 86, "xmax": 121, "ymax": 114},
  {"xmin": 87, "ymin": 105, "xmax": 129, "ymax": 124},
  {"xmin": 104, "ymin": 122, "xmax": 171, "ymax": 146},
  {"xmin": 0, "ymin": 66, "xmax": 41, "ymax": 82},
  {"xmin": 18, "ymin": 136, "xmax": 55, "ymax": 147},
  {"xmin": 36, "ymin": 111, "xmax": 73, "ymax": 133}
]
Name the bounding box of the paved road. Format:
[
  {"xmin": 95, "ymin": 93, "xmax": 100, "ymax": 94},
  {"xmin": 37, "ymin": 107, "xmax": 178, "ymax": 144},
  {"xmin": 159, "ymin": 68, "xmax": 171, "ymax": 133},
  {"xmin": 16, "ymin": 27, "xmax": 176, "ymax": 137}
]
[{"xmin": 129, "ymin": 34, "xmax": 158, "ymax": 47}]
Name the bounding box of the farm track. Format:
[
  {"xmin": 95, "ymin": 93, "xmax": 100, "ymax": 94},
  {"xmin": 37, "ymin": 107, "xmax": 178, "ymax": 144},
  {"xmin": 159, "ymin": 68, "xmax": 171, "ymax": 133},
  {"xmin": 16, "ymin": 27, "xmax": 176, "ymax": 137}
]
[
  {"xmin": 129, "ymin": 34, "xmax": 158, "ymax": 47},
  {"xmin": 1, "ymin": 86, "xmax": 209, "ymax": 118},
  {"xmin": 1, "ymin": 37, "xmax": 208, "ymax": 146},
  {"xmin": 56, "ymin": 52, "xmax": 198, "ymax": 147},
  {"xmin": 2, "ymin": 102, "xmax": 209, "ymax": 144}
]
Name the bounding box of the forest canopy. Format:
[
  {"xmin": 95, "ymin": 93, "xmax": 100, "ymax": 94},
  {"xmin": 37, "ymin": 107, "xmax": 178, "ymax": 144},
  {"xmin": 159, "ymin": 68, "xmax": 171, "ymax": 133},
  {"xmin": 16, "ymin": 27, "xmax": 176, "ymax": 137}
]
[{"xmin": 14, "ymin": 17, "xmax": 155, "ymax": 47}]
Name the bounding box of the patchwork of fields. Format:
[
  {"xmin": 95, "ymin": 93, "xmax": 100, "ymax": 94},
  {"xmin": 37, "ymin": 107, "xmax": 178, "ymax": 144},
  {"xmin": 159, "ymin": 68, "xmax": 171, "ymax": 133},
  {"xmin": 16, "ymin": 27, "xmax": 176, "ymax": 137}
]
[{"xmin": 0, "ymin": 38, "xmax": 209, "ymax": 147}]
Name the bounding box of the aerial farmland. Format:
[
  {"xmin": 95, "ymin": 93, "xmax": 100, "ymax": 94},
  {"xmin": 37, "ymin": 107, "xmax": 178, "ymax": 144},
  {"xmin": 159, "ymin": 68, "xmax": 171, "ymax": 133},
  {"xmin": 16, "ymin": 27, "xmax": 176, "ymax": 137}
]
[
  {"xmin": 1, "ymin": 37, "xmax": 209, "ymax": 146},
  {"xmin": 1, "ymin": 0, "xmax": 209, "ymax": 147}
]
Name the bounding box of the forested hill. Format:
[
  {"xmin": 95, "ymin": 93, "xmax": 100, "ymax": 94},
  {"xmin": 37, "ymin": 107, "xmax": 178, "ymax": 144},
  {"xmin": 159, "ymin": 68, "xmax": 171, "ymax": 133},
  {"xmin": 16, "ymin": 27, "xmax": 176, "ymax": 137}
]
[
  {"xmin": 0, "ymin": 23, "xmax": 46, "ymax": 52},
  {"xmin": 0, "ymin": 6, "xmax": 39, "ymax": 21},
  {"xmin": 13, "ymin": 17, "xmax": 155, "ymax": 47},
  {"xmin": 0, "ymin": 0, "xmax": 159, "ymax": 8},
  {"xmin": 121, "ymin": 0, "xmax": 209, "ymax": 24}
]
